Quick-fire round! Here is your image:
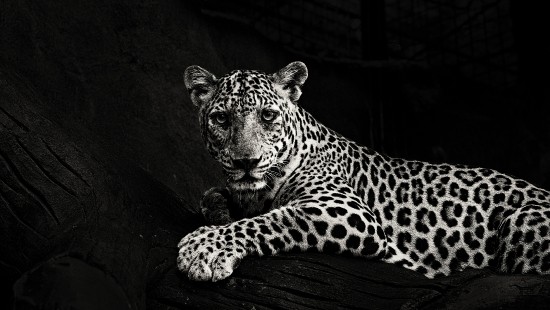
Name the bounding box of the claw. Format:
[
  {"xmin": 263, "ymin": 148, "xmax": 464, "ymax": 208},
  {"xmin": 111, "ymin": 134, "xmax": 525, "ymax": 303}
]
[
  {"xmin": 188, "ymin": 260, "xmax": 213, "ymax": 281},
  {"xmin": 211, "ymin": 249, "xmax": 243, "ymax": 282}
]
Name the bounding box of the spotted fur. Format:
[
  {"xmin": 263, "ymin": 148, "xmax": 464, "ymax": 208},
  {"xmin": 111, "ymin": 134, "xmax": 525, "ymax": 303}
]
[{"xmin": 177, "ymin": 61, "xmax": 550, "ymax": 281}]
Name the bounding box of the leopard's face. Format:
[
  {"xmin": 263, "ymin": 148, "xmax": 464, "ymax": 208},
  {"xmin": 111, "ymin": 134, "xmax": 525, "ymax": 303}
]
[
  {"xmin": 184, "ymin": 62, "xmax": 308, "ymax": 193},
  {"xmin": 201, "ymin": 71, "xmax": 291, "ymax": 192}
]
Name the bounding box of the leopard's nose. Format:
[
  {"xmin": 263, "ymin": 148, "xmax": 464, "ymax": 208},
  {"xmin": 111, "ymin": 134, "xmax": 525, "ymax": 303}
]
[{"xmin": 232, "ymin": 157, "xmax": 261, "ymax": 171}]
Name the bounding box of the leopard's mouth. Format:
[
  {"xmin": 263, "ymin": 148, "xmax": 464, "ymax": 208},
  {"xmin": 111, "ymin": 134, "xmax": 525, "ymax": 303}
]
[{"xmin": 239, "ymin": 174, "xmax": 259, "ymax": 183}]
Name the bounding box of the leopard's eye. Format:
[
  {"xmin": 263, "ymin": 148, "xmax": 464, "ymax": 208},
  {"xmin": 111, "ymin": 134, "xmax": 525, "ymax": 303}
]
[
  {"xmin": 261, "ymin": 109, "xmax": 278, "ymax": 123},
  {"xmin": 211, "ymin": 112, "xmax": 229, "ymax": 125}
]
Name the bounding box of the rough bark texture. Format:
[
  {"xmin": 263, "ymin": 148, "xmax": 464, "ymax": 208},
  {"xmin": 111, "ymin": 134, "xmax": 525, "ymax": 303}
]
[{"xmin": 1, "ymin": 0, "xmax": 550, "ymax": 309}]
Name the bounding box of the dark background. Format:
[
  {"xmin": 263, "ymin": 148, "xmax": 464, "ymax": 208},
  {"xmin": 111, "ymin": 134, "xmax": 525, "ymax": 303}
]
[{"xmin": 1, "ymin": 0, "xmax": 550, "ymax": 309}]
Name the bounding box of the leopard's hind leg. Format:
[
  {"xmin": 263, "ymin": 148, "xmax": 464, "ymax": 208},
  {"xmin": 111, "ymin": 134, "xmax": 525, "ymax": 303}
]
[{"xmin": 496, "ymin": 203, "xmax": 550, "ymax": 274}]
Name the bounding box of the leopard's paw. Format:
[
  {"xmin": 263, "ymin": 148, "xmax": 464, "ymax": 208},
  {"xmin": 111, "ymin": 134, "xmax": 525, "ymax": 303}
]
[
  {"xmin": 177, "ymin": 227, "xmax": 246, "ymax": 282},
  {"xmin": 200, "ymin": 187, "xmax": 234, "ymax": 225}
]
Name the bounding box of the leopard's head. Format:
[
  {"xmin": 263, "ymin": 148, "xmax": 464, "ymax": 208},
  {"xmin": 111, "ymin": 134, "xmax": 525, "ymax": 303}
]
[{"xmin": 184, "ymin": 62, "xmax": 308, "ymax": 193}]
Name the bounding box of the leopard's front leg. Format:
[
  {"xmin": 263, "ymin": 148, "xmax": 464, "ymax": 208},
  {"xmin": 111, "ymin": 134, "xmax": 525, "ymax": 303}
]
[
  {"xmin": 199, "ymin": 187, "xmax": 234, "ymax": 225},
  {"xmin": 177, "ymin": 190, "xmax": 388, "ymax": 282}
]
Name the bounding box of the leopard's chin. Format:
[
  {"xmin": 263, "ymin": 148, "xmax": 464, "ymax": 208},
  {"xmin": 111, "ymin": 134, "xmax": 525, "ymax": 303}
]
[{"xmin": 229, "ymin": 177, "xmax": 267, "ymax": 192}]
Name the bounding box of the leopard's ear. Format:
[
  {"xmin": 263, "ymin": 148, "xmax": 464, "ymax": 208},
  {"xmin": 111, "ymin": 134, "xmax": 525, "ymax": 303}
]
[
  {"xmin": 184, "ymin": 65, "xmax": 217, "ymax": 107},
  {"xmin": 272, "ymin": 61, "xmax": 308, "ymax": 103}
]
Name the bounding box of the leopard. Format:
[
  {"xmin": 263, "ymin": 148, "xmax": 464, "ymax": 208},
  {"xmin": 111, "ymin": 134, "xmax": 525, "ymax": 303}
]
[{"xmin": 177, "ymin": 61, "xmax": 550, "ymax": 282}]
